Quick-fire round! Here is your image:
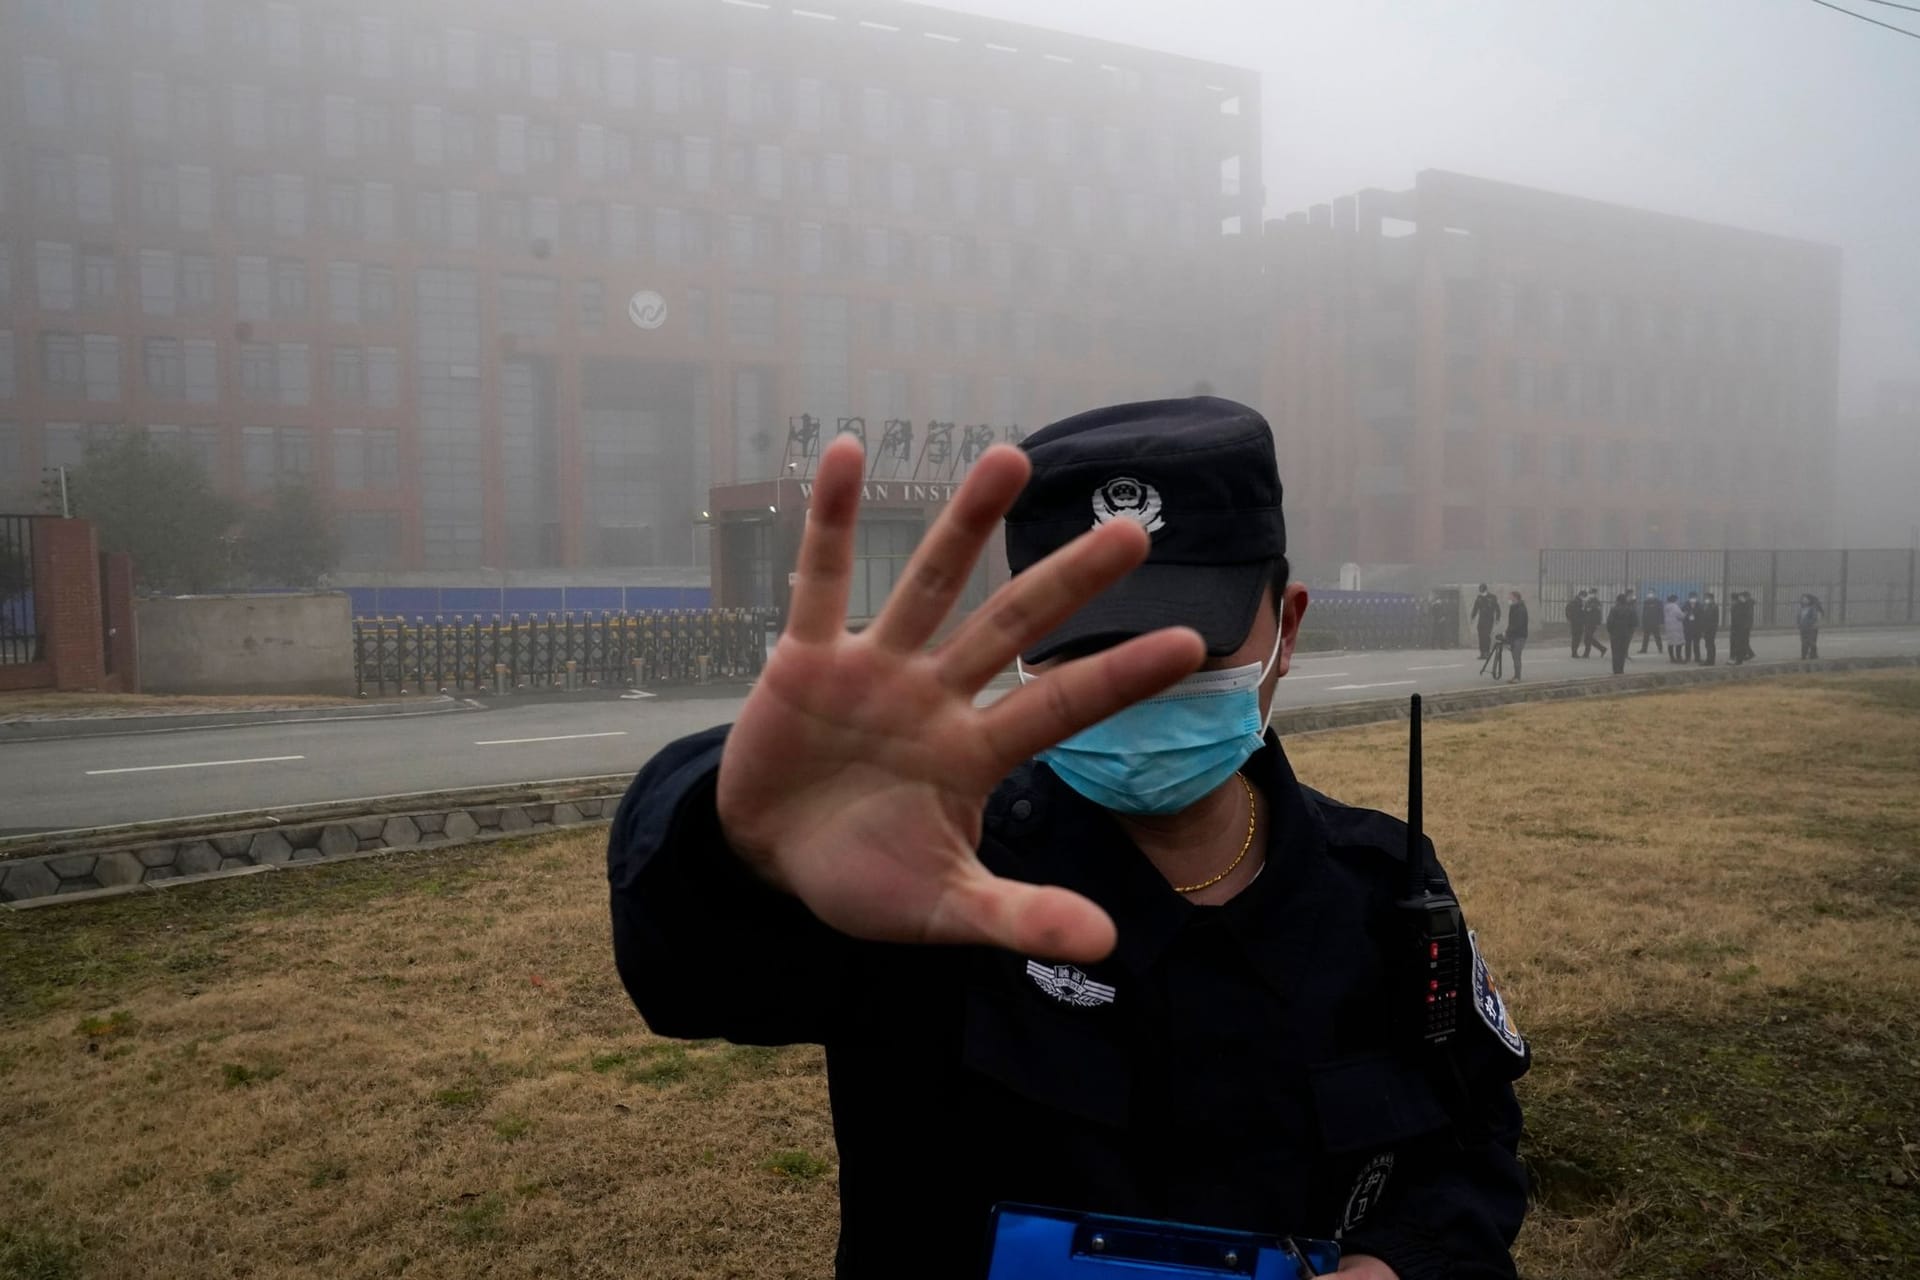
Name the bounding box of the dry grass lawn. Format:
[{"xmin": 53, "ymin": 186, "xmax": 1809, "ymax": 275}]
[{"xmin": 3, "ymin": 671, "xmax": 1918, "ymax": 1279}]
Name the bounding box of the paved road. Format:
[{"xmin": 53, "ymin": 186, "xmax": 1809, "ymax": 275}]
[{"xmin": 4, "ymin": 627, "xmax": 1916, "ymax": 836}]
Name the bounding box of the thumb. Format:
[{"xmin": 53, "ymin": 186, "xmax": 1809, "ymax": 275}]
[{"xmin": 931, "ymin": 875, "xmax": 1118, "ymax": 964}]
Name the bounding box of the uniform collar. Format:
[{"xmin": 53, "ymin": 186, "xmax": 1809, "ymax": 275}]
[{"xmin": 988, "ymin": 735, "xmax": 1333, "ymax": 996}]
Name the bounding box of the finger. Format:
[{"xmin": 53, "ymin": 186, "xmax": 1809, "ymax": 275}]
[
  {"xmin": 784, "ymin": 435, "xmax": 865, "ymax": 643},
  {"xmin": 930, "ymin": 874, "xmax": 1118, "ymax": 963},
  {"xmin": 864, "ymin": 445, "xmax": 1030, "ymax": 654},
  {"xmin": 934, "ymin": 519, "xmax": 1153, "ymax": 691},
  {"xmin": 974, "ymin": 627, "xmax": 1205, "ymax": 768}
]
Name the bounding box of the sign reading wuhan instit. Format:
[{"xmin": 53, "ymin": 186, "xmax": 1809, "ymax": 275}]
[
  {"xmin": 795, "ymin": 481, "xmax": 964, "ymax": 504},
  {"xmin": 628, "ymin": 290, "xmax": 667, "ymax": 330}
]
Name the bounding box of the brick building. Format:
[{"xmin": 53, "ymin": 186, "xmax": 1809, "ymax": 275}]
[
  {"xmin": 1264, "ymin": 170, "xmax": 1842, "ymax": 582},
  {"xmin": 0, "ymin": 0, "xmax": 1264, "ymax": 594}
]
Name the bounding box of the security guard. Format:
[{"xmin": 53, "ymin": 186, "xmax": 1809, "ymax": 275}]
[{"xmin": 608, "ymin": 399, "xmax": 1529, "ymax": 1280}]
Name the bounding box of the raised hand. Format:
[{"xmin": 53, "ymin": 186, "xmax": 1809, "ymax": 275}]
[{"xmin": 716, "ymin": 434, "xmax": 1204, "ymax": 963}]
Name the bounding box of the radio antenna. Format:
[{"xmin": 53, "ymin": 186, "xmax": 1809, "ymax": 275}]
[{"xmin": 1407, "ymin": 694, "xmax": 1425, "ymax": 897}]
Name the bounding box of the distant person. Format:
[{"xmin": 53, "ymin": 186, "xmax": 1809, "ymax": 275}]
[
  {"xmin": 1664, "ymin": 594, "xmax": 1685, "ymax": 662},
  {"xmin": 1565, "ymin": 590, "xmax": 1586, "ymax": 658},
  {"xmin": 1798, "ymin": 593, "xmax": 1826, "ymax": 659},
  {"xmin": 1606, "ymin": 592, "xmax": 1638, "ymax": 674},
  {"xmin": 1729, "ymin": 591, "xmax": 1755, "ymax": 664},
  {"xmin": 1471, "ymin": 583, "xmax": 1501, "ymax": 660},
  {"xmin": 1582, "ymin": 589, "xmax": 1608, "ymax": 658},
  {"xmin": 1682, "ymin": 592, "xmax": 1701, "ymax": 663},
  {"xmin": 1697, "ymin": 591, "xmax": 1721, "ymax": 666},
  {"xmin": 1639, "ymin": 592, "xmax": 1662, "ymax": 654},
  {"xmin": 1506, "ymin": 589, "xmax": 1529, "ymax": 682}
]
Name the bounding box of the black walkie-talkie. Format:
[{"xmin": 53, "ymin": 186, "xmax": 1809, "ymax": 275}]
[{"xmin": 1397, "ymin": 694, "xmax": 1464, "ymax": 1047}]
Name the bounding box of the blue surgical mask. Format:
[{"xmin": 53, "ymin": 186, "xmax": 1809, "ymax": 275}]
[{"xmin": 1019, "ymin": 628, "xmax": 1283, "ymax": 815}]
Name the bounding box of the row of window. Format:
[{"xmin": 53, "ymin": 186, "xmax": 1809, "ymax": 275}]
[
  {"xmin": 12, "ymin": 419, "xmax": 402, "ymax": 496},
  {"xmin": 1437, "ymin": 280, "xmax": 1823, "ymax": 367},
  {"xmin": 22, "ymin": 17, "xmax": 1199, "ymax": 158},
  {"xmin": 11, "ymin": 332, "xmax": 401, "ymax": 410},
  {"xmin": 20, "ymin": 147, "xmax": 1203, "ymax": 248}
]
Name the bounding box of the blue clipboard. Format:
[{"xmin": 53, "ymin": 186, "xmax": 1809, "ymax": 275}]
[{"xmin": 985, "ymin": 1203, "xmax": 1339, "ymax": 1279}]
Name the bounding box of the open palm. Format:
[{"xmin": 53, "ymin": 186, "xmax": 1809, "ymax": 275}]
[{"xmin": 716, "ymin": 435, "xmax": 1204, "ymax": 963}]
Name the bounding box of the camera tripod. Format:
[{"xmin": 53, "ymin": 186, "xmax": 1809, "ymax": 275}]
[{"xmin": 1480, "ymin": 636, "xmax": 1507, "ymax": 679}]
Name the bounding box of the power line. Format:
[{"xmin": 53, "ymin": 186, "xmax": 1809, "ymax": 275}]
[
  {"xmin": 1857, "ymin": 0, "xmax": 1920, "ymax": 13},
  {"xmin": 1804, "ymin": 0, "xmax": 1920, "ymax": 38}
]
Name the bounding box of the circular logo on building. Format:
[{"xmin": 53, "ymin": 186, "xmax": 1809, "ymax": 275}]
[{"xmin": 628, "ymin": 290, "xmax": 668, "ymax": 330}]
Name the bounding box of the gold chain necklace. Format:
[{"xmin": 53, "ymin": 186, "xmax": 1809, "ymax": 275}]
[{"xmin": 1173, "ymin": 773, "xmax": 1257, "ymax": 894}]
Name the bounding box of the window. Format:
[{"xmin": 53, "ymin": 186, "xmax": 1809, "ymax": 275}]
[
  {"xmin": 578, "ymin": 281, "xmax": 603, "ymax": 333},
  {"xmin": 824, "ymin": 154, "xmax": 851, "ymax": 208},
  {"xmin": 277, "ymin": 344, "xmax": 309, "ymax": 406},
  {"xmin": 528, "ymin": 123, "xmax": 556, "ymax": 169},
  {"xmin": 989, "ymin": 107, "xmax": 1013, "ymax": 157},
  {"xmin": 139, "ymin": 164, "xmax": 176, "ymax": 226},
  {"xmin": 448, "ymin": 191, "xmax": 479, "ymax": 250},
  {"xmin": 326, "ymin": 182, "xmax": 359, "ymax": 235},
  {"xmin": 37, "ymin": 242, "xmax": 76, "ymax": 311},
  {"xmin": 529, "ymin": 197, "xmax": 560, "ymax": 247},
  {"xmin": 272, "ymin": 174, "xmax": 306, "ymax": 237},
  {"xmin": 72, "ymin": 156, "xmax": 113, "ymax": 226},
  {"xmin": 358, "ymin": 16, "xmax": 391, "ymax": 78},
  {"xmin": 1011, "ymin": 178, "xmax": 1036, "ymax": 228},
  {"xmin": 362, "ymin": 182, "xmax": 395, "ymax": 242},
  {"xmin": 234, "ymin": 174, "xmax": 270, "ymax": 232},
  {"xmin": 329, "ymin": 261, "xmax": 361, "ymax": 324},
  {"xmin": 890, "ymin": 161, "xmax": 914, "ymax": 215},
  {"xmin": 236, "ymin": 256, "xmax": 270, "ymax": 321},
  {"xmin": 529, "ymin": 39, "xmax": 560, "ymax": 98},
  {"xmin": 684, "ymin": 137, "xmax": 712, "ymax": 192},
  {"xmin": 33, "ymin": 151, "xmax": 73, "ymax": 217},
  {"xmin": 239, "ymin": 343, "xmax": 276, "ymax": 401},
  {"xmin": 729, "ymin": 290, "xmax": 777, "ymax": 347},
  {"xmin": 415, "ymin": 190, "xmax": 447, "ymax": 244},
  {"xmin": 573, "ymin": 203, "xmax": 604, "ymax": 254},
  {"xmin": 82, "ymin": 334, "xmax": 119, "ymax": 401},
  {"xmin": 496, "ymin": 114, "xmax": 527, "ymax": 174},
  {"xmin": 578, "ymin": 123, "xmax": 606, "ymax": 180},
  {"xmin": 75, "ymin": 250, "xmax": 114, "ymax": 311},
  {"xmin": 358, "ymin": 100, "xmax": 389, "ymax": 152},
  {"xmin": 863, "ymin": 88, "xmax": 892, "ymax": 141},
  {"xmin": 333, "ymin": 426, "xmax": 366, "ymax": 488},
  {"xmin": 176, "ymin": 82, "xmax": 210, "ymax": 136},
  {"xmin": 652, "ymin": 57, "xmax": 680, "ymax": 113},
  {"xmin": 606, "ymin": 49, "xmax": 637, "ymax": 107},
  {"xmin": 609, "ymin": 204, "xmax": 639, "ymax": 259},
  {"xmin": 366, "ymin": 348, "xmax": 400, "ymax": 409},
  {"xmin": 183, "ymin": 340, "xmax": 218, "ymax": 404},
  {"xmin": 132, "ymin": 73, "xmax": 171, "ymax": 141},
  {"xmin": 267, "ymin": 3, "xmax": 301, "ymax": 66},
  {"xmin": 272, "ymin": 259, "xmax": 307, "ymax": 317},
  {"xmin": 269, "ymin": 96, "xmax": 303, "ymax": 149},
  {"xmin": 365, "ymin": 267, "xmax": 396, "ymax": 320},
  {"xmin": 178, "ymin": 165, "xmax": 214, "ymax": 229},
  {"xmin": 330, "ymin": 347, "xmax": 364, "ymax": 403},
  {"xmin": 953, "ymin": 169, "xmax": 979, "ymax": 220},
  {"xmin": 171, "ymin": 255, "xmax": 211, "ymax": 315},
  {"xmin": 412, "ymin": 104, "xmax": 444, "ymax": 165},
  {"xmin": 654, "ymin": 207, "xmax": 683, "ymax": 264},
  {"xmin": 1442, "ymin": 505, "xmax": 1484, "ymax": 552},
  {"xmin": 755, "ymin": 145, "xmax": 783, "ymax": 200},
  {"xmin": 243, "ymin": 426, "xmax": 276, "ymax": 491},
  {"xmin": 23, "ymin": 57, "xmax": 66, "ymax": 129},
  {"xmin": 144, "ymin": 337, "xmax": 184, "ymax": 399},
  {"xmin": 231, "ymin": 84, "xmax": 267, "ymax": 148}
]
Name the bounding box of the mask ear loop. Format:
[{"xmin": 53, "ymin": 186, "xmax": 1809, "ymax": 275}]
[{"xmin": 1256, "ymin": 619, "xmax": 1286, "ymax": 734}]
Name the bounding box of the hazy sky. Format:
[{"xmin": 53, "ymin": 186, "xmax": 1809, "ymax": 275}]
[{"xmin": 935, "ymin": 0, "xmax": 1919, "ymax": 415}]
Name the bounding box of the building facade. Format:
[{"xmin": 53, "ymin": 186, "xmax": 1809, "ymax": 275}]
[
  {"xmin": 0, "ymin": 0, "xmax": 1263, "ymax": 591},
  {"xmin": 1264, "ymin": 170, "xmax": 1842, "ymax": 583},
  {"xmin": 1835, "ymin": 380, "xmax": 1920, "ymax": 551}
]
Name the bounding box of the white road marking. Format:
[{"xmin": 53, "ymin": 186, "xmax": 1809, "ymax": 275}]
[
  {"xmin": 1407, "ymin": 663, "xmax": 1466, "ymax": 670},
  {"xmin": 86, "ymin": 755, "xmax": 305, "ymax": 776},
  {"xmin": 620, "ymin": 689, "xmax": 657, "ymax": 699},
  {"xmin": 1282, "ymin": 672, "xmax": 1351, "ymax": 681},
  {"xmin": 1328, "ymin": 680, "xmax": 1418, "ymax": 691},
  {"xmin": 473, "ymin": 731, "xmax": 629, "ymax": 746}
]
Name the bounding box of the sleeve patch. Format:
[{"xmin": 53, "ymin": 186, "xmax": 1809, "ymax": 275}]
[{"xmin": 1470, "ymin": 929, "xmax": 1527, "ymax": 1058}]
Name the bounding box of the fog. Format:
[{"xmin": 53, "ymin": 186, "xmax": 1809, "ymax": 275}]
[{"xmin": 6, "ymin": 0, "xmax": 1915, "ymax": 584}]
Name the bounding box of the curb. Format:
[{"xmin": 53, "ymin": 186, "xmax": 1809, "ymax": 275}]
[
  {"xmin": 3, "ymin": 655, "xmax": 1914, "ymax": 909},
  {"xmin": 0, "ymin": 695, "xmax": 476, "ymax": 743}
]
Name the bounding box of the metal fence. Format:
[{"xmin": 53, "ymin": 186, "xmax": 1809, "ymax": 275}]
[
  {"xmin": 1303, "ymin": 590, "xmax": 1429, "ymax": 650},
  {"xmin": 1538, "ymin": 548, "xmax": 1919, "ymax": 631},
  {"xmin": 0, "ymin": 515, "xmax": 39, "ymax": 665},
  {"xmin": 352, "ymin": 608, "xmax": 775, "ymax": 698}
]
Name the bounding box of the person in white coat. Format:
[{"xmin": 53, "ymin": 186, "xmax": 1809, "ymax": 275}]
[{"xmin": 1663, "ymin": 594, "xmax": 1685, "ymax": 663}]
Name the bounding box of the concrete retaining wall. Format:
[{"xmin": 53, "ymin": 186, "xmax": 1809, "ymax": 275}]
[{"xmin": 136, "ymin": 592, "xmax": 353, "ymax": 695}]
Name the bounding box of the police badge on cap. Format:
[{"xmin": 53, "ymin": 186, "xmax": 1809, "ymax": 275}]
[{"xmin": 1005, "ymin": 397, "xmax": 1287, "ymax": 663}]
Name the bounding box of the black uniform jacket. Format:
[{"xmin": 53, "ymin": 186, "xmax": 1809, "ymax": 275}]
[{"xmin": 608, "ymin": 727, "xmax": 1530, "ymax": 1280}]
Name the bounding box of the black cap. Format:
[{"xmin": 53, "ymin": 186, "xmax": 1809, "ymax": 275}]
[{"xmin": 1004, "ymin": 397, "xmax": 1284, "ymax": 663}]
